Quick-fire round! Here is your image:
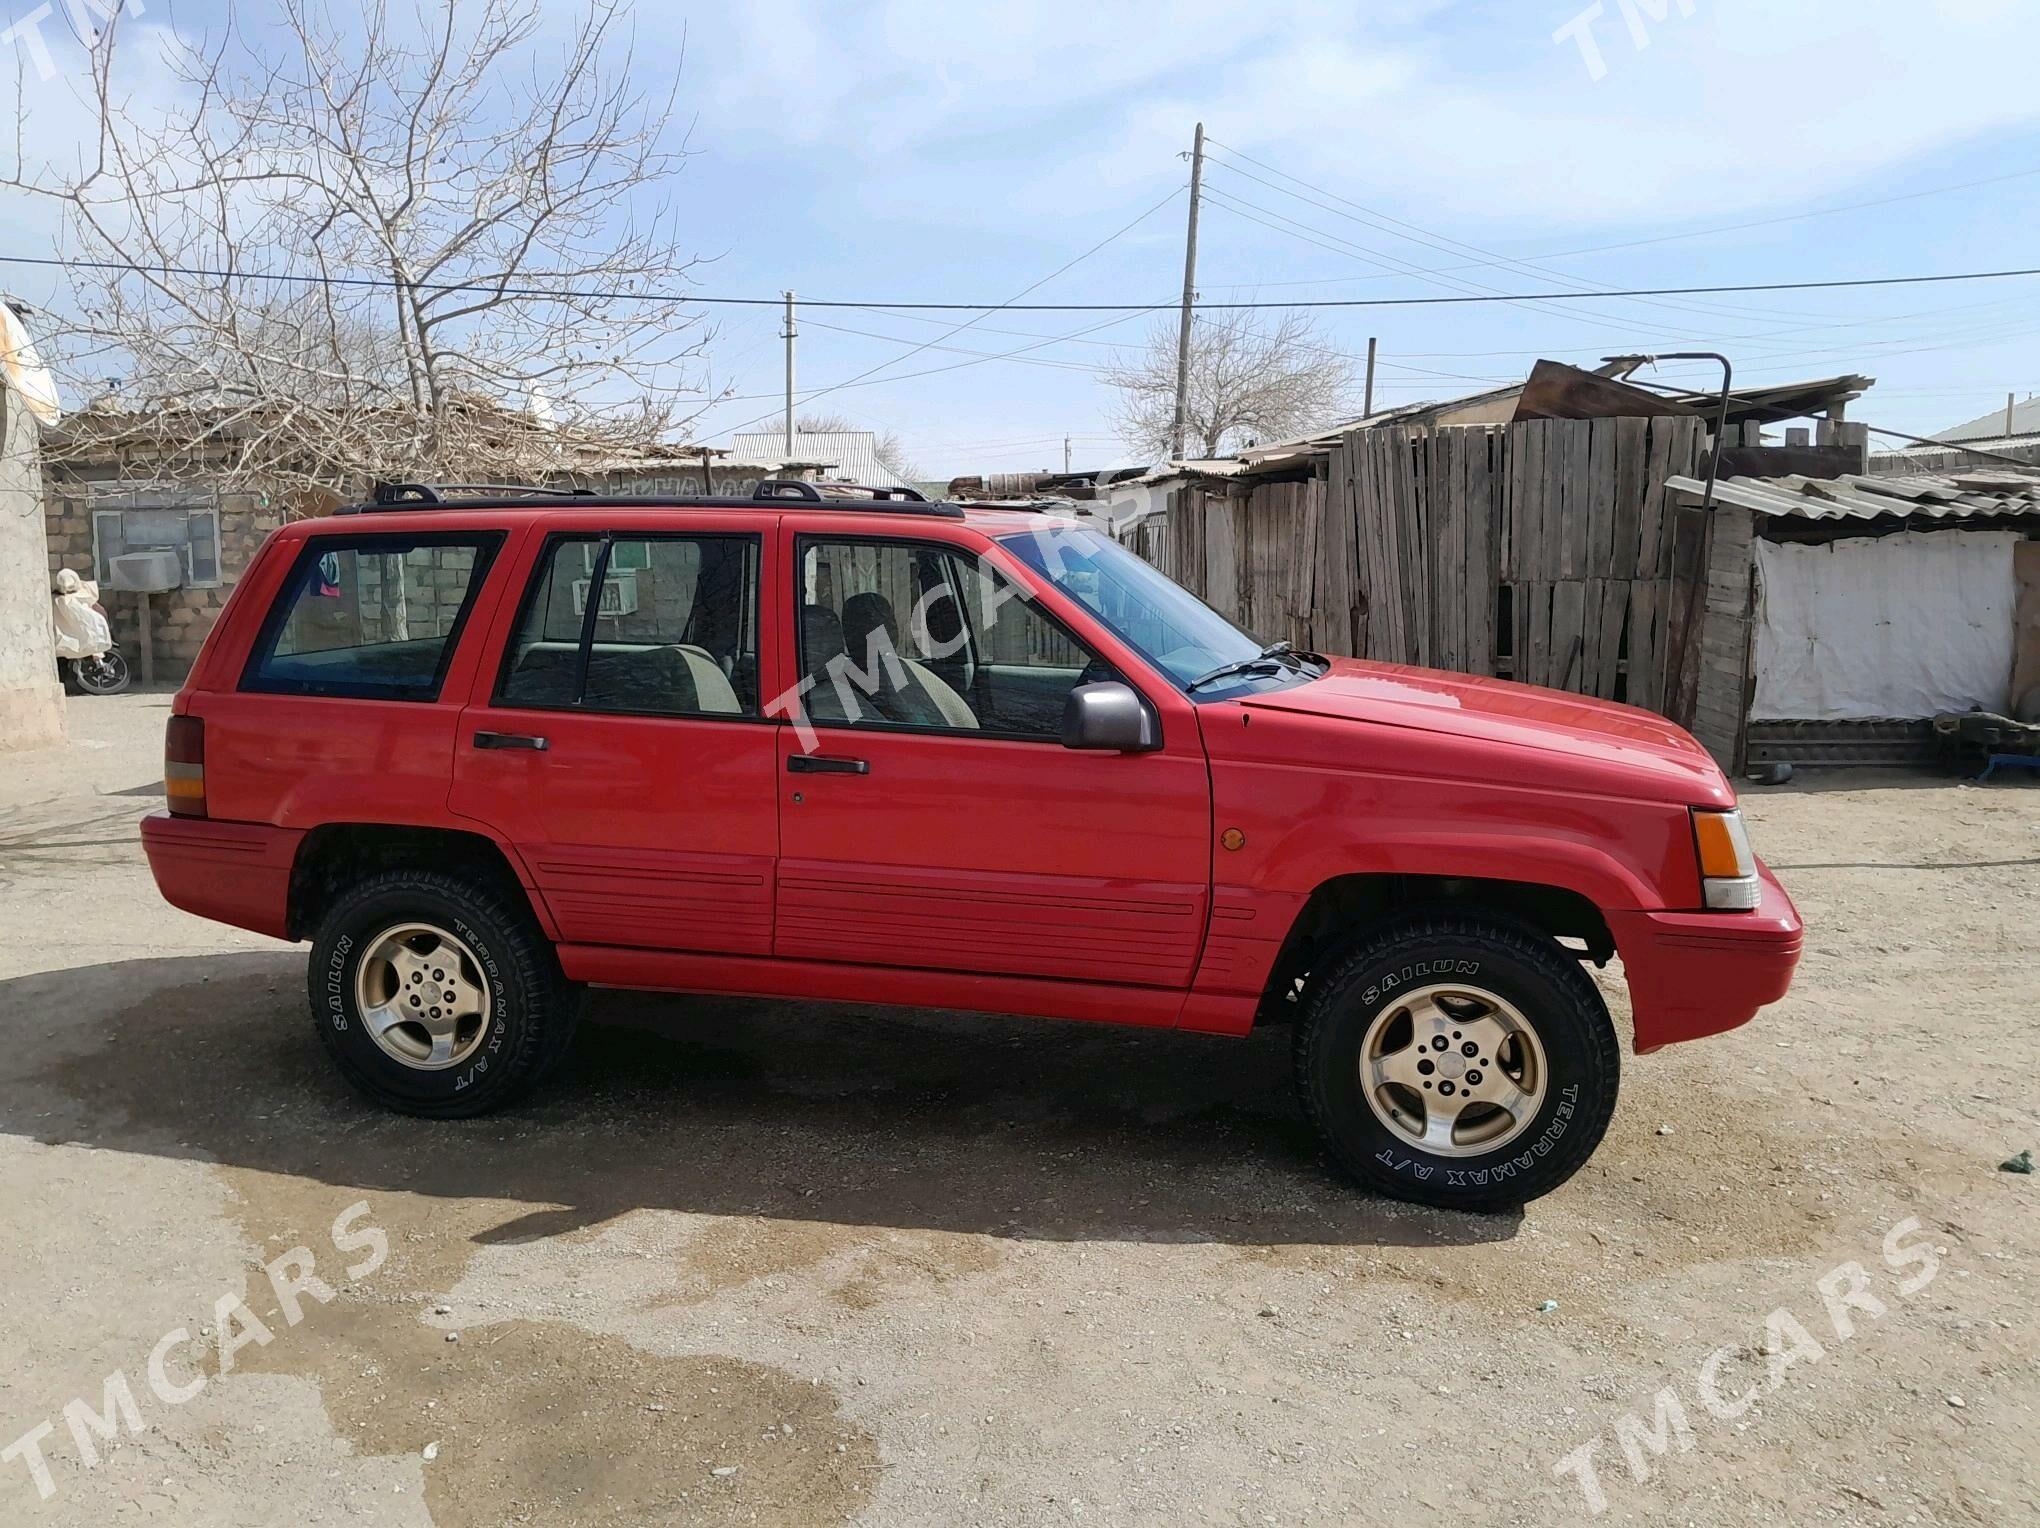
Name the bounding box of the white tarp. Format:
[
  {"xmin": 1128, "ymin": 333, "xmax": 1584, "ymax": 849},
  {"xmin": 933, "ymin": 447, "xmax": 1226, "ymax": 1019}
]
[
  {"xmin": 1751, "ymin": 529, "xmax": 2020, "ymax": 720},
  {"xmin": 0, "ymin": 303, "xmax": 61, "ymax": 426}
]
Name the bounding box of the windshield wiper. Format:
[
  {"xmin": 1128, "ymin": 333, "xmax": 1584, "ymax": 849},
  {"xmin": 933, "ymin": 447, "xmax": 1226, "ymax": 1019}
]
[{"xmin": 1185, "ymin": 641, "xmax": 1303, "ymax": 693}]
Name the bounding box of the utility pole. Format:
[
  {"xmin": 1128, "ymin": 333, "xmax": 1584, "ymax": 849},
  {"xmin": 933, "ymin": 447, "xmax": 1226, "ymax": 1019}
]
[
  {"xmin": 1168, "ymin": 122, "xmax": 1205, "ymax": 463},
  {"xmin": 1064, "ymin": 434, "xmax": 1072, "ymax": 473},
  {"xmin": 1363, "ymin": 336, "xmax": 1378, "ymax": 418},
  {"xmin": 782, "ymin": 291, "xmax": 797, "ymax": 457}
]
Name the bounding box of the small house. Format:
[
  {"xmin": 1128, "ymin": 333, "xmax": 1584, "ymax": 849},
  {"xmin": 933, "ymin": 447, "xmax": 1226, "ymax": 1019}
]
[{"xmin": 1668, "ymin": 471, "xmax": 2040, "ymax": 771}]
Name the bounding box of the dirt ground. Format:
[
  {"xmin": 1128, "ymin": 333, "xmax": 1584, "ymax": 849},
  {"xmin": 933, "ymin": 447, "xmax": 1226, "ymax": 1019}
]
[{"xmin": 0, "ymin": 690, "xmax": 2034, "ymax": 1526}]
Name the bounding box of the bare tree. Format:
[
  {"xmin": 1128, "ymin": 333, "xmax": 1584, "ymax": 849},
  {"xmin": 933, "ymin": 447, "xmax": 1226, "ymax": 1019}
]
[
  {"xmin": 796, "ymin": 411, "xmax": 922, "ymax": 482},
  {"xmin": 1103, "ymin": 311, "xmax": 1355, "ymax": 461},
  {"xmin": 5, "ymin": 0, "xmax": 709, "ymax": 492}
]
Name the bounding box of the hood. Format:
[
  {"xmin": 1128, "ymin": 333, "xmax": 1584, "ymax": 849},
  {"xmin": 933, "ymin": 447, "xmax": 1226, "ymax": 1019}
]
[{"xmin": 1239, "ymin": 658, "xmax": 1732, "ymax": 805}]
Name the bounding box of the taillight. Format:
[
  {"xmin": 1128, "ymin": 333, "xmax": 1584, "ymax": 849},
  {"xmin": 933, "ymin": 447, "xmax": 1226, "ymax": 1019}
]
[{"xmin": 165, "ymin": 715, "xmax": 206, "ymax": 818}]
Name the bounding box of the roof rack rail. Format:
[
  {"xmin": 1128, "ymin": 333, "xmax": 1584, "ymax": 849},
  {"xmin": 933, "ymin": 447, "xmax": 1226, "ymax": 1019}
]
[
  {"xmin": 750, "ymin": 479, "xmax": 928, "ymax": 503},
  {"xmin": 334, "ymin": 480, "xmax": 965, "ymax": 519},
  {"xmin": 369, "ymin": 481, "xmax": 598, "ymax": 506}
]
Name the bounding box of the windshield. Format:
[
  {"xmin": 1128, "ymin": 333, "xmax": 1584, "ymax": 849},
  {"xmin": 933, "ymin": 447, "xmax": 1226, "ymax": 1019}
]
[{"xmin": 998, "ymin": 524, "xmax": 1287, "ymax": 691}]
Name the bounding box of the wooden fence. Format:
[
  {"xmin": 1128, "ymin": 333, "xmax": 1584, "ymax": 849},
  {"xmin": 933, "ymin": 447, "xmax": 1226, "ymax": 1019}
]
[{"xmin": 1118, "ymin": 416, "xmax": 1710, "ymax": 713}]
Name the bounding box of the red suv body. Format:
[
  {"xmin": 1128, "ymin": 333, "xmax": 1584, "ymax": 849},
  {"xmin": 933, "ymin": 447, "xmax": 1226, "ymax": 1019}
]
[{"xmin": 143, "ymin": 487, "xmax": 1801, "ymax": 1209}]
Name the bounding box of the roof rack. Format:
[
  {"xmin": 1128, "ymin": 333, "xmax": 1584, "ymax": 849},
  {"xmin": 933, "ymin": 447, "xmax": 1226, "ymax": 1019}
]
[
  {"xmin": 335, "ymin": 478, "xmax": 965, "ymax": 519},
  {"xmin": 750, "ymin": 478, "xmax": 929, "ymax": 503},
  {"xmin": 370, "ymin": 481, "xmax": 597, "ymax": 505}
]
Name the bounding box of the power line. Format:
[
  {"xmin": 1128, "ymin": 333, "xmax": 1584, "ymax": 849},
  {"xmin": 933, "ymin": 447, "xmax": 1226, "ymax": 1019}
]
[
  {"xmin": 804, "ymin": 310, "xmax": 1508, "ymax": 391},
  {"xmin": 1198, "ymin": 184, "xmax": 1720, "ymax": 348},
  {"xmin": 708, "ymin": 188, "xmax": 1183, "ymax": 435},
  {"xmin": 12, "ymin": 248, "xmax": 2040, "ymax": 312},
  {"xmin": 1197, "ymin": 154, "xmax": 2040, "ymax": 291},
  {"xmin": 1199, "ymin": 142, "xmax": 1853, "ymax": 332}
]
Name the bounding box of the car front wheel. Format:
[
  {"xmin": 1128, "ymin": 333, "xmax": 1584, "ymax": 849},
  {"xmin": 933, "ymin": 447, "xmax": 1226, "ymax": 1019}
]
[
  {"xmin": 1294, "ymin": 913, "xmax": 1619, "ymax": 1212},
  {"xmin": 307, "ymin": 870, "xmax": 580, "ymax": 1117}
]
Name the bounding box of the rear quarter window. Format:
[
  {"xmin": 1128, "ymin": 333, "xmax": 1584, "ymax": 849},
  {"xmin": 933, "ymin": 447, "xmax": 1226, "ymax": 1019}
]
[{"xmin": 240, "ymin": 531, "xmax": 505, "ymax": 701}]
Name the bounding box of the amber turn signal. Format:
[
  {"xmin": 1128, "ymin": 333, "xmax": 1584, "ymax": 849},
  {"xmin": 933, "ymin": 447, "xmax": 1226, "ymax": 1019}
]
[{"xmin": 1692, "ymin": 808, "xmax": 1757, "ymax": 910}]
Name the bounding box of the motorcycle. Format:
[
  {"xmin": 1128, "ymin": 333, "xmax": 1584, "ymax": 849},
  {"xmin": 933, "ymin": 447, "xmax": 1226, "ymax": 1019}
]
[{"xmin": 52, "ymin": 569, "xmax": 133, "ymax": 696}]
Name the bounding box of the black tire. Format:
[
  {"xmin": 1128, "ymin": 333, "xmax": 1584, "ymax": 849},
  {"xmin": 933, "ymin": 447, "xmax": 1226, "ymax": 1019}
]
[
  {"xmin": 73, "ymin": 650, "xmax": 131, "ymax": 695},
  {"xmin": 307, "ymin": 869, "xmax": 581, "ymax": 1118},
  {"xmin": 1293, "ymin": 913, "xmax": 1619, "ymax": 1212}
]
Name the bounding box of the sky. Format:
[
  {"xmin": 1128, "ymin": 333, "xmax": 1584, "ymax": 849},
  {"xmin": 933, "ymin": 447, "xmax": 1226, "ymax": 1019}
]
[{"xmin": 7, "ymin": 0, "xmax": 2040, "ymax": 479}]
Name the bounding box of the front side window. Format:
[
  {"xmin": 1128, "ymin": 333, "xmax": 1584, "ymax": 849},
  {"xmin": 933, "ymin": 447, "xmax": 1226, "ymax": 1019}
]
[
  {"xmin": 999, "ymin": 524, "xmax": 1297, "ymax": 694},
  {"xmin": 242, "ymin": 533, "xmax": 502, "ymax": 701},
  {"xmin": 796, "ymin": 537, "xmax": 1112, "ymax": 739},
  {"xmin": 498, "ymin": 533, "xmax": 759, "ymax": 716}
]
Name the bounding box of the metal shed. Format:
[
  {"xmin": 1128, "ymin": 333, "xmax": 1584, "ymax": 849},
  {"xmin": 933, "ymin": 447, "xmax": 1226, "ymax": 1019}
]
[{"xmin": 1663, "ymin": 471, "xmax": 2040, "ymax": 769}]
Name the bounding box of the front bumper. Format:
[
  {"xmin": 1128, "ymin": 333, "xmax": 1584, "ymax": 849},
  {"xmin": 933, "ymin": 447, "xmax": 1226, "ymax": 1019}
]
[
  {"xmin": 1607, "ymin": 859, "xmax": 1803, "ymax": 1053},
  {"xmin": 140, "ymin": 812, "xmax": 303, "ymax": 941}
]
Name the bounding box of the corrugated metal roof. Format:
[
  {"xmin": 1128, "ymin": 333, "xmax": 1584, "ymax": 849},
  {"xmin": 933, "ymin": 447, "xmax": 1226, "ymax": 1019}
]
[
  {"xmin": 1932, "ymin": 395, "xmax": 2040, "ymax": 443},
  {"xmin": 1665, "ymin": 470, "xmax": 2040, "ymax": 522},
  {"xmin": 729, "ymin": 429, "xmax": 909, "ymax": 488},
  {"xmin": 1875, "ymin": 434, "xmax": 2040, "ymax": 463}
]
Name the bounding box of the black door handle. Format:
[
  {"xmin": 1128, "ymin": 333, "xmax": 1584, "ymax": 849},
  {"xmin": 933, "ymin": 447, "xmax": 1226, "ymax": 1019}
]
[
  {"xmin": 473, "ymin": 731, "xmax": 550, "ymax": 751},
  {"xmin": 787, "ymin": 754, "xmax": 868, "ymax": 775}
]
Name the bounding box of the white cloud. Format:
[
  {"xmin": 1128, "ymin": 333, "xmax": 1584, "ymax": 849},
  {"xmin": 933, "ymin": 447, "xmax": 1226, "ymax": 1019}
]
[{"xmin": 668, "ymin": 0, "xmax": 2040, "ymax": 230}]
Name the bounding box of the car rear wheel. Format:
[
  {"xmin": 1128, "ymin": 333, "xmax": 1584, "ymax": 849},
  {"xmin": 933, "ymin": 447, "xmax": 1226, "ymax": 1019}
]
[
  {"xmin": 307, "ymin": 870, "xmax": 580, "ymax": 1117},
  {"xmin": 1293, "ymin": 913, "xmax": 1619, "ymax": 1212}
]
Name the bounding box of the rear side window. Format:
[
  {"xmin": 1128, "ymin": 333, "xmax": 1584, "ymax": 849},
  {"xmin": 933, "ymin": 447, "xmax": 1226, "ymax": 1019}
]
[
  {"xmin": 496, "ymin": 533, "xmax": 760, "ymax": 716},
  {"xmin": 242, "ymin": 533, "xmax": 504, "ymax": 701}
]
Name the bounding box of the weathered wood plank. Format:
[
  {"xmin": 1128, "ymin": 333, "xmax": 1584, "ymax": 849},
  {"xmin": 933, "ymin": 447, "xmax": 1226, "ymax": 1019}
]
[
  {"xmin": 1582, "ymin": 576, "xmax": 1609, "ymax": 699},
  {"xmin": 1294, "ymin": 477, "xmax": 1323, "ymax": 649},
  {"xmin": 1398, "ymin": 430, "xmax": 1424, "ymax": 666},
  {"xmin": 1387, "ymin": 430, "xmax": 1414, "ymax": 662},
  {"xmin": 1498, "ymin": 425, "xmax": 1516, "ymax": 580},
  {"xmin": 1524, "ymin": 419, "xmax": 1550, "ymax": 582},
  {"xmin": 1203, "ymin": 493, "xmax": 1238, "ymax": 625},
  {"xmin": 1597, "ymin": 577, "xmax": 1629, "ymax": 698},
  {"xmin": 1687, "ymin": 504, "xmax": 1756, "ymax": 768},
  {"xmin": 1357, "ymin": 433, "xmax": 1391, "ymax": 657},
  {"xmin": 1562, "ymin": 421, "xmax": 1593, "ymax": 580},
  {"xmin": 1586, "ymin": 417, "xmax": 1619, "ymax": 579},
  {"xmin": 1526, "ymin": 579, "xmax": 1552, "ymax": 688},
  {"xmin": 1625, "ymin": 579, "xmax": 1660, "ymax": 711},
  {"xmin": 1611, "ymin": 415, "xmax": 1647, "ymax": 577},
  {"xmin": 1465, "ymin": 428, "xmax": 1497, "ymax": 675},
  {"xmin": 1333, "ymin": 443, "xmax": 1355, "ymax": 653},
  {"xmin": 1431, "ymin": 429, "xmax": 1461, "ymax": 670},
  {"xmin": 1543, "ymin": 418, "xmax": 1568, "ymax": 583},
  {"xmin": 1551, "ymin": 580, "xmax": 1587, "ymax": 692}
]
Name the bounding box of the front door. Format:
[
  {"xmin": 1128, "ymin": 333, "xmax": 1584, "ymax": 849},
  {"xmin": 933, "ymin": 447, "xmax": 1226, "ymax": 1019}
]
[
  {"xmin": 774, "ymin": 532, "xmax": 1212, "ymax": 990},
  {"xmin": 451, "ymin": 515, "xmax": 784, "ymax": 955}
]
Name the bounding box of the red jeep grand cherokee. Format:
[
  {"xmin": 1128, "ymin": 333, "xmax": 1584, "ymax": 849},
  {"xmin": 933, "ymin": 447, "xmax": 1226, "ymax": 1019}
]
[{"xmin": 142, "ymin": 481, "xmax": 1801, "ymax": 1211}]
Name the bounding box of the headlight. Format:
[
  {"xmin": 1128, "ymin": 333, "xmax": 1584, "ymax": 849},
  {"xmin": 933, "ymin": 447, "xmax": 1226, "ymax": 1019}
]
[{"xmin": 1692, "ymin": 808, "xmax": 1759, "ymax": 911}]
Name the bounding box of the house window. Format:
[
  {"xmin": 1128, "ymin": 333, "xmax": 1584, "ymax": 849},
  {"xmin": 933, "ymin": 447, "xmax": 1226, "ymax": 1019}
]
[{"xmin": 90, "ymin": 491, "xmax": 224, "ymax": 588}]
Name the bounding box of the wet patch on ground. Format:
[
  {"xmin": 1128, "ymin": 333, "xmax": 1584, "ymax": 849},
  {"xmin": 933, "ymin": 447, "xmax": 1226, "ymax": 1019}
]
[{"xmin": 22, "ymin": 959, "xmax": 887, "ymax": 1527}]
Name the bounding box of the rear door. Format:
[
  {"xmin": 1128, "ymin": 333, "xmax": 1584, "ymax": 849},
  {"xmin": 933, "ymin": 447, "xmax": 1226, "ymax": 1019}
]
[
  {"xmin": 197, "ymin": 522, "xmax": 511, "ymax": 832},
  {"xmin": 772, "ymin": 527, "xmax": 1212, "ymax": 992},
  {"xmin": 449, "ymin": 510, "xmax": 785, "ymax": 955}
]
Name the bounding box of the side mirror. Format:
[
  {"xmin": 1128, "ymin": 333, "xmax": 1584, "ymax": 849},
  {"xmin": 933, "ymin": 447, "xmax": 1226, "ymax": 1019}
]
[{"xmin": 1060, "ymin": 681, "xmax": 1160, "ymax": 752}]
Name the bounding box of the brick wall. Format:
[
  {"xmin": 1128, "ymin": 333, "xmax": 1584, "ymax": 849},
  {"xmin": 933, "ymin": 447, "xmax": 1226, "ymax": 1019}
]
[{"xmin": 44, "ymin": 482, "xmax": 283, "ymax": 680}]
